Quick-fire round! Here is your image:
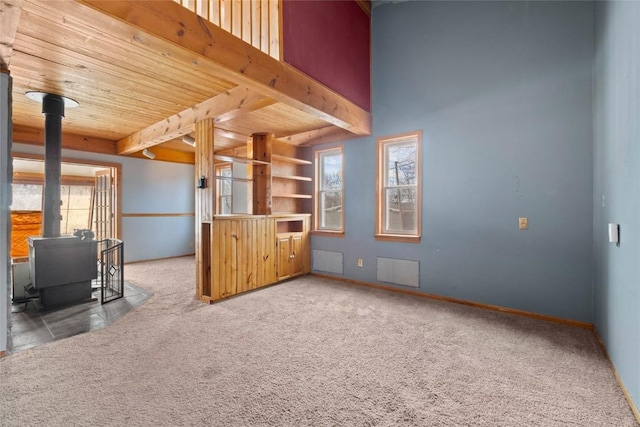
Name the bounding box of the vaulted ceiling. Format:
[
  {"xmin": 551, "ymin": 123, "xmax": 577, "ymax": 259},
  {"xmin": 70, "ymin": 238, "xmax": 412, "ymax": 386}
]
[{"xmin": 2, "ymin": 0, "xmax": 371, "ymax": 164}]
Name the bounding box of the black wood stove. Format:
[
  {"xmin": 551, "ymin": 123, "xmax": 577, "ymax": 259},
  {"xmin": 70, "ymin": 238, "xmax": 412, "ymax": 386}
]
[{"xmin": 26, "ymin": 92, "xmax": 97, "ymax": 308}]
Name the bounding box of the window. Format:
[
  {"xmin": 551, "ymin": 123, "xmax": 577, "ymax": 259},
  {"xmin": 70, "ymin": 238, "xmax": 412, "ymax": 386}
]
[
  {"xmin": 11, "ymin": 183, "xmax": 94, "ymax": 235},
  {"xmin": 376, "ymin": 131, "xmax": 422, "ymax": 242},
  {"xmin": 11, "ymin": 154, "xmax": 121, "ymax": 240},
  {"xmin": 10, "ymin": 183, "xmax": 42, "ymax": 211},
  {"xmin": 315, "ymin": 147, "xmax": 344, "ymax": 233},
  {"xmin": 60, "ymin": 185, "xmax": 94, "ymax": 234},
  {"xmin": 215, "ymin": 164, "xmax": 232, "ymax": 215}
]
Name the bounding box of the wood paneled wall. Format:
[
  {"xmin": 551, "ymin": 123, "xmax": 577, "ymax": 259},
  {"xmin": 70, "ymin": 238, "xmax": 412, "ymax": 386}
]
[
  {"xmin": 211, "ymin": 216, "xmax": 277, "ymax": 299},
  {"xmin": 174, "ymin": 0, "xmax": 281, "ymax": 60},
  {"xmin": 195, "ymin": 119, "xmax": 215, "ymax": 301}
]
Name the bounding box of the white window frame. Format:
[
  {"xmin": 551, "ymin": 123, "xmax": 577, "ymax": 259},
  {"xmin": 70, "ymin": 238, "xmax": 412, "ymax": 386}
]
[
  {"xmin": 314, "ymin": 146, "xmax": 344, "ymax": 235},
  {"xmin": 376, "ymin": 131, "xmax": 422, "ymax": 243}
]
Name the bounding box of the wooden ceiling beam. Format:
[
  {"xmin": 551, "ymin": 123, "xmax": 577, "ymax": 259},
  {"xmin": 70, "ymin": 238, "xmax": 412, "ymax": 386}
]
[
  {"xmin": 77, "ymin": 0, "xmax": 372, "ymax": 136},
  {"xmin": 214, "ymin": 128, "xmax": 248, "ymax": 143},
  {"xmin": 126, "ymin": 146, "xmax": 195, "ymax": 165},
  {"xmin": 13, "ymin": 124, "xmax": 194, "ymax": 164},
  {"xmin": 0, "ymin": 0, "xmax": 23, "ymax": 71},
  {"xmin": 116, "ymin": 85, "xmax": 269, "ymax": 155},
  {"xmin": 214, "ymin": 98, "xmax": 277, "ymax": 124},
  {"xmin": 13, "ymin": 124, "xmax": 118, "ymax": 155},
  {"xmin": 279, "ymin": 126, "xmax": 362, "ymax": 147}
]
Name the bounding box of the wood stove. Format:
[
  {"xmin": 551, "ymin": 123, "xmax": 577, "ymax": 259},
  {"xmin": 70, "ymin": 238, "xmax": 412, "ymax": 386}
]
[
  {"xmin": 26, "ymin": 92, "xmax": 97, "ymax": 308},
  {"xmin": 28, "ymin": 236, "xmax": 97, "ymax": 307}
]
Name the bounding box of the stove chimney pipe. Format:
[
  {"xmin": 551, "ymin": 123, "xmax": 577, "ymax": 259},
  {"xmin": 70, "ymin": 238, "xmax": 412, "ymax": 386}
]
[{"xmin": 41, "ymin": 94, "xmax": 65, "ymax": 238}]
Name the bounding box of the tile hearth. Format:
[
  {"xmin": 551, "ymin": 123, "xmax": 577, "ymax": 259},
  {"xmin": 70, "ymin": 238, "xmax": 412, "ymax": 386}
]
[{"xmin": 9, "ymin": 282, "xmax": 152, "ymax": 354}]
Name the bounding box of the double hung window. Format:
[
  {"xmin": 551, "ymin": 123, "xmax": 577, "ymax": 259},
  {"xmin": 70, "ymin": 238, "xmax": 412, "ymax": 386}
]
[
  {"xmin": 376, "ymin": 131, "xmax": 422, "ymax": 242},
  {"xmin": 315, "ymin": 147, "xmax": 344, "ymax": 233}
]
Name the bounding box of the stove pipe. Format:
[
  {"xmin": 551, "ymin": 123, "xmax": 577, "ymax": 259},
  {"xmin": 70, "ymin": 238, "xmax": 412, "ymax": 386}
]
[{"xmin": 41, "ymin": 94, "xmax": 65, "ymax": 238}]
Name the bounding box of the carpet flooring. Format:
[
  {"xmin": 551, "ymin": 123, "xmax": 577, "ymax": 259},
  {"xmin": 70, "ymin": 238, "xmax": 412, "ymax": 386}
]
[{"xmin": 0, "ymin": 256, "xmax": 636, "ymax": 426}]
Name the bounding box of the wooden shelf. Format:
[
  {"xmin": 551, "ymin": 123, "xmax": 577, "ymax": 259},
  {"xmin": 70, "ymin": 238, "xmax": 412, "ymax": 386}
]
[
  {"xmin": 272, "ymin": 174, "xmax": 312, "ymax": 182},
  {"xmin": 272, "ymin": 154, "xmax": 312, "ymax": 165},
  {"xmin": 214, "ymin": 176, "xmax": 253, "ymax": 183},
  {"xmin": 273, "ymin": 194, "xmax": 312, "ymax": 199},
  {"xmin": 213, "ymin": 154, "xmax": 270, "ymax": 165}
]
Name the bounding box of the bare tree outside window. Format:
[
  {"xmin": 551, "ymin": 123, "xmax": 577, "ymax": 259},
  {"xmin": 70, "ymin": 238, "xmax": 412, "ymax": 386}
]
[
  {"xmin": 385, "ymin": 142, "xmax": 417, "ymax": 233},
  {"xmin": 316, "ymin": 147, "xmax": 343, "ymax": 232},
  {"xmin": 377, "ymin": 131, "xmax": 422, "ymax": 241}
]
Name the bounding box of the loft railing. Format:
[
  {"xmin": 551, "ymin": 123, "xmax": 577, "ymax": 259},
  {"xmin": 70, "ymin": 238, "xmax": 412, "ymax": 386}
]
[{"xmin": 174, "ymin": 0, "xmax": 281, "ymax": 60}]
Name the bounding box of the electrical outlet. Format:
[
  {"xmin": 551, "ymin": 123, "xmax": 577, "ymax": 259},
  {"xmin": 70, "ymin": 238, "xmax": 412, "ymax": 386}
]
[
  {"xmin": 519, "ymin": 217, "xmax": 528, "ymax": 230},
  {"xmin": 357, "ymin": 258, "xmax": 363, "ymax": 268}
]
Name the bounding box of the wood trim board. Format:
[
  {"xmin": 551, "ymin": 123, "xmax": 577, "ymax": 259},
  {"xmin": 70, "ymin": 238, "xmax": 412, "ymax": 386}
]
[
  {"xmin": 592, "ymin": 328, "xmax": 640, "ymax": 424},
  {"xmin": 312, "ymin": 273, "xmax": 594, "ymax": 329}
]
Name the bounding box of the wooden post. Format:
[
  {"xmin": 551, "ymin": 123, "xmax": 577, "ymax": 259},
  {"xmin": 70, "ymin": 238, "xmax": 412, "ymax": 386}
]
[
  {"xmin": 195, "ymin": 118, "xmax": 215, "ymax": 302},
  {"xmin": 252, "ymin": 132, "xmax": 272, "ymax": 215}
]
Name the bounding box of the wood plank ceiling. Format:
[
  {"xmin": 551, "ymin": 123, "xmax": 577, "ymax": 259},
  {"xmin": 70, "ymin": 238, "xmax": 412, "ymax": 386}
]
[{"xmin": 4, "ymin": 0, "xmax": 371, "ymax": 164}]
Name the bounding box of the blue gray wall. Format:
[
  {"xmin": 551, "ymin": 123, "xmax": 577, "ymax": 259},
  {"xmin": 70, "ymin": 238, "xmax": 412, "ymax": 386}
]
[
  {"xmin": 593, "ymin": 0, "xmax": 640, "ymax": 412},
  {"xmin": 311, "ymin": 1, "xmax": 595, "ymax": 322},
  {"xmin": 12, "ymin": 143, "xmax": 195, "ymax": 263}
]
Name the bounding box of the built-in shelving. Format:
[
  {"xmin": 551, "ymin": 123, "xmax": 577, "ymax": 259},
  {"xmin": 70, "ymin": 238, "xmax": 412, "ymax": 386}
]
[
  {"xmin": 214, "ymin": 176, "xmax": 252, "ymax": 183},
  {"xmin": 213, "ymin": 154, "xmax": 270, "ymax": 165},
  {"xmin": 273, "ymin": 194, "xmax": 312, "ymax": 199},
  {"xmin": 271, "ymin": 147, "xmax": 312, "ymax": 214},
  {"xmin": 272, "ymin": 154, "xmax": 312, "ymax": 165},
  {"xmin": 272, "ymin": 174, "xmax": 312, "ymax": 182},
  {"xmin": 196, "ymin": 130, "xmax": 313, "ymax": 304}
]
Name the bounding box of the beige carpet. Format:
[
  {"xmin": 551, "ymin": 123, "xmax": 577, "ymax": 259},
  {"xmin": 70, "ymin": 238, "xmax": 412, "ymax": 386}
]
[{"xmin": 0, "ymin": 256, "xmax": 636, "ymax": 426}]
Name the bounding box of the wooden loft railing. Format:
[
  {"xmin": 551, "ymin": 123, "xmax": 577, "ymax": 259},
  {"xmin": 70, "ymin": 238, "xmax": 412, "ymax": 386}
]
[{"xmin": 173, "ymin": 0, "xmax": 280, "ymax": 60}]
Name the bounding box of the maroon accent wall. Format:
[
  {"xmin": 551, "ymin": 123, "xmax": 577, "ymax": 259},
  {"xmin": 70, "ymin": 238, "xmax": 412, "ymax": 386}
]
[{"xmin": 282, "ymin": 0, "xmax": 371, "ymax": 111}]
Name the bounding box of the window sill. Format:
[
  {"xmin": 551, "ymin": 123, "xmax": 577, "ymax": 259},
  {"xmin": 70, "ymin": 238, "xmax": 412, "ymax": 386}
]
[
  {"xmin": 374, "ymin": 234, "xmax": 421, "ymax": 243},
  {"xmin": 311, "ymin": 230, "xmax": 345, "ymax": 238}
]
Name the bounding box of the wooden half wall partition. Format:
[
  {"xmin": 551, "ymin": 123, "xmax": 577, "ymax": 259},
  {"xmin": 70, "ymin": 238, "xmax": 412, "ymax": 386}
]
[
  {"xmin": 198, "ymin": 214, "xmax": 309, "ymax": 303},
  {"xmin": 194, "ymin": 122, "xmax": 311, "ymax": 303}
]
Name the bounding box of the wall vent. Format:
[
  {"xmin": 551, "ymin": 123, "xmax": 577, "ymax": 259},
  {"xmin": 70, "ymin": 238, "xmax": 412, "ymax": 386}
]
[
  {"xmin": 377, "ymin": 257, "xmax": 419, "ymax": 288},
  {"xmin": 313, "ymin": 250, "xmax": 343, "ymax": 274}
]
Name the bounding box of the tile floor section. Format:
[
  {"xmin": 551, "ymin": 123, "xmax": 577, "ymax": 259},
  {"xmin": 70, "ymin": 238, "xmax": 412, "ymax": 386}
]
[{"xmin": 8, "ymin": 282, "xmax": 152, "ymax": 354}]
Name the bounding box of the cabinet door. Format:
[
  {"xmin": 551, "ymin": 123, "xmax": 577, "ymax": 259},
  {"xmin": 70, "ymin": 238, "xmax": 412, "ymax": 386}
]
[
  {"xmin": 278, "ymin": 235, "xmax": 293, "ymax": 279},
  {"xmin": 290, "ymin": 235, "xmax": 305, "ymax": 276},
  {"xmin": 278, "ymin": 233, "xmax": 307, "ymax": 279}
]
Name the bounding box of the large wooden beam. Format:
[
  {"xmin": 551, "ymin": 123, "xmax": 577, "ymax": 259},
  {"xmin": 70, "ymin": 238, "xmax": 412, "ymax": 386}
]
[
  {"xmin": 126, "ymin": 145, "xmax": 195, "ymax": 164},
  {"xmin": 14, "ymin": 124, "xmax": 195, "ymax": 164},
  {"xmin": 117, "ymin": 85, "xmax": 268, "ymax": 155},
  {"xmin": 13, "ymin": 124, "xmax": 118, "ymax": 155},
  {"xmin": 0, "ymin": 0, "xmax": 22, "ymax": 71},
  {"xmin": 77, "ymin": 0, "xmax": 372, "ymax": 136},
  {"xmin": 279, "ymin": 126, "xmax": 363, "ymax": 147}
]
